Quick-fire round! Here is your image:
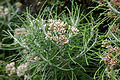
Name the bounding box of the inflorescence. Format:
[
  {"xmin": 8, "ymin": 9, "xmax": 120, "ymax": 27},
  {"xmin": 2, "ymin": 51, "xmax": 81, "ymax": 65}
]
[
  {"xmin": 17, "ymin": 63, "xmax": 28, "ymax": 77},
  {"xmin": 103, "ymin": 46, "xmax": 120, "ymax": 78},
  {"xmin": 44, "ymin": 19, "xmax": 79, "ymax": 45},
  {"xmin": 6, "ymin": 62, "xmax": 16, "ymax": 76}
]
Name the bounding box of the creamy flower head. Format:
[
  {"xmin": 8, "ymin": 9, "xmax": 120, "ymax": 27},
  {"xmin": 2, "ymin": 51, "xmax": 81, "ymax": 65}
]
[
  {"xmin": 44, "ymin": 19, "xmax": 79, "ymax": 45},
  {"xmin": 15, "ymin": 2, "xmax": 22, "ymax": 8},
  {"xmin": 17, "ymin": 63, "xmax": 28, "ymax": 77},
  {"xmin": 4, "ymin": 8, "xmax": 9, "ymax": 15},
  {"xmin": 6, "ymin": 62, "xmax": 16, "ymax": 76}
]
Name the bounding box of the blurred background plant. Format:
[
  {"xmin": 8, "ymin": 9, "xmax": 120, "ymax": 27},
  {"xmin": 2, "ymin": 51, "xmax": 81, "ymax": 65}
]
[{"xmin": 0, "ymin": 0, "xmax": 23, "ymax": 79}]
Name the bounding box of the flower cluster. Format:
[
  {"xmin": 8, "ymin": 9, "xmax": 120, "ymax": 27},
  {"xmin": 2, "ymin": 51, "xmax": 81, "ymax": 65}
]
[
  {"xmin": 17, "ymin": 63, "xmax": 28, "ymax": 77},
  {"xmin": 15, "ymin": 2, "xmax": 22, "ymax": 8},
  {"xmin": 0, "ymin": 6, "xmax": 9, "ymax": 17},
  {"xmin": 101, "ymin": 39, "xmax": 112, "ymax": 48},
  {"xmin": 45, "ymin": 19, "xmax": 79, "ymax": 45},
  {"xmin": 103, "ymin": 46, "xmax": 120, "ymax": 77},
  {"xmin": 17, "ymin": 53, "xmax": 40, "ymax": 77},
  {"xmin": 6, "ymin": 62, "xmax": 16, "ymax": 76}
]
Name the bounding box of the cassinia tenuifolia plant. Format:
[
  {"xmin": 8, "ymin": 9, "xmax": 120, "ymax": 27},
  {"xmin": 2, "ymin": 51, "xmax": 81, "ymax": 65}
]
[
  {"xmin": 7, "ymin": 3, "xmax": 100, "ymax": 79},
  {"xmin": 0, "ymin": 1, "xmax": 22, "ymax": 46},
  {"xmin": 3, "ymin": 0, "xmax": 120, "ymax": 80}
]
